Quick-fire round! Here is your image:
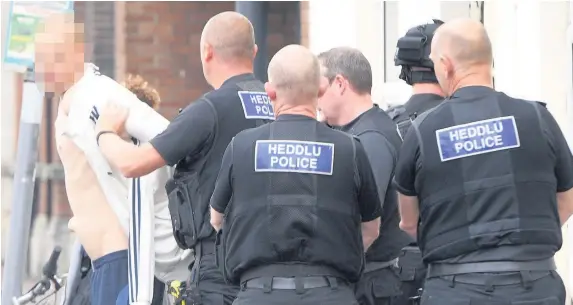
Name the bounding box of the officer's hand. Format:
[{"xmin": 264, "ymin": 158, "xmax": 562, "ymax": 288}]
[{"xmin": 96, "ymin": 102, "xmax": 129, "ymax": 135}]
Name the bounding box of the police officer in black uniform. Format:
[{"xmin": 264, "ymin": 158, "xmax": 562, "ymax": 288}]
[
  {"xmin": 95, "ymin": 12, "xmax": 274, "ymax": 305},
  {"xmin": 394, "ymin": 18, "xmax": 573, "ymax": 305},
  {"xmin": 210, "ymin": 44, "xmax": 382, "ymax": 305},
  {"xmin": 316, "ymin": 47, "xmax": 420, "ymax": 305},
  {"xmin": 386, "ymin": 19, "xmax": 447, "ymax": 303},
  {"xmin": 387, "ymin": 19, "xmax": 445, "ymax": 140}
]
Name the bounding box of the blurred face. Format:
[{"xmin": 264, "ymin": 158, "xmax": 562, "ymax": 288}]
[
  {"xmin": 35, "ymin": 24, "xmax": 84, "ymax": 94},
  {"xmin": 317, "ymin": 65, "xmax": 348, "ymax": 125}
]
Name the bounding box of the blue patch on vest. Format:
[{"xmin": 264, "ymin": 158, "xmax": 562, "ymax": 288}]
[
  {"xmin": 238, "ymin": 91, "xmax": 275, "ymax": 120},
  {"xmin": 436, "ymin": 116, "xmax": 520, "ymax": 162},
  {"xmin": 255, "ymin": 140, "xmax": 334, "ymax": 175}
]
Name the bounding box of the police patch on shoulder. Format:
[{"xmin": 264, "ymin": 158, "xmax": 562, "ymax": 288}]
[
  {"xmin": 435, "ymin": 116, "xmax": 520, "ymax": 162},
  {"xmin": 255, "ymin": 140, "xmax": 334, "ymax": 175},
  {"xmin": 238, "ymin": 91, "xmax": 275, "ymax": 120}
]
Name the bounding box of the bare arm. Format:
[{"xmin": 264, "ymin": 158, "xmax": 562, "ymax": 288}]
[
  {"xmin": 354, "ymin": 139, "xmax": 382, "ymax": 251},
  {"xmin": 362, "ymin": 218, "xmax": 380, "ymax": 250},
  {"xmin": 210, "ymin": 208, "xmax": 224, "ymax": 232},
  {"xmin": 398, "ymin": 194, "xmax": 419, "ymax": 238},
  {"xmin": 97, "ymin": 136, "xmax": 166, "ymax": 178},
  {"xmin": 558, "ymin": 188, "xmax": 573, "ymax": 226},
  {"xmin": 538, "ymin": 105, "xmax": 573, "ymax": 226},
  {"xmin": 393, "ymin": 122, "xmax": 421, "ymax": 237},
  {"xmin": 97, "ymin": 97, "xmax": 216, "ymax": 178},
  {"xmin": 209, "ymin": 140, "xmax": 234, "ymax": 232}
]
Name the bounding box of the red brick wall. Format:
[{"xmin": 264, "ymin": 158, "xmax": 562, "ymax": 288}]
[
  {"xmin": 121, "ymin": 1, "xmax": 305, "ymax": 119},
  {"xmin": 33, "ymin": 1, "xmax": 307, "ymax": 216}
]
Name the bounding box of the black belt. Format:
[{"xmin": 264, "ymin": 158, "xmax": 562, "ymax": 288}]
[
  {"xmin": 244, "ymin": 276, "xmax": 340, "ymax": 290},
  {"xmin": 240, "ymin": 263, "xmax": 346, "ymax": 284},
  {"xmin": 364, "ymin": 258, "xmax": 398, "ymax": 273},
  {"xmin": 427, "ymin": 258, "xmax": 556, "ymax": 278},
  {"xmin": 439, "ymin": 271, "xmax": 552, "ymax": 286}
]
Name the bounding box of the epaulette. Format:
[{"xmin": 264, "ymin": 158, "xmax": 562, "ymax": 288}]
[{"xmin": 536, "ymin": 101, "xmax": 547, "ymax": 108}]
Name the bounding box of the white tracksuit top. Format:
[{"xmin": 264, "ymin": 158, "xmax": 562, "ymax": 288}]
[{"xmin": 60, "ymin": 63, "xmax": 193, "ymax": 304}]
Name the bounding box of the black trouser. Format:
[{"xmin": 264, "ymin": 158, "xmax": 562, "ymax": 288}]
[
  {"xmin": 187, "ymin": 241, "xmax": 239, "ymax": 305},
  {"xmin": 421, "ymin": 271, "xmax": 565, "ymax": 305},
  {"xmin": 233, "ymin": 275, "xmax": 358, "ymax": 305},
  {"xmin": 355, "ymin": 247, "xmax": 426, "ymax": 305}
]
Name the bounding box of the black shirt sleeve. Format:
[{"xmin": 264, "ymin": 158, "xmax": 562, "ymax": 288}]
[
  {"xmin": 538, "ymin": 105, "xmax": 573, "ymax": 192},
  {"xmin": 354, "ymin": 138, "xmax": 382, "ymax": 222},
  {"xmin": 356, "ymin": 131, "xmax": 397, "ymax": 212},
  {"xmin": 210, "ymin": 138, "xmax": 234, "ymax": 213},
  {"xmin": 393, "ymin": 125, "xmax": 420, "ymax": 196},
  {"xmin": 149, "ymin": 99, "xmax": 216, "ymax": 166}
]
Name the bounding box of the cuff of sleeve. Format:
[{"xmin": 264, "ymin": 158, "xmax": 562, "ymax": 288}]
[
  {"xmin": 361, "ymin": 213, "xmax": 380, "ymax": 223},
  {"xmin": 557, "ymin": 180, "xmax": 573, "ymax": 193},
  {"xmin": 211, "ymin": 204, "xmax": 225, "ymax": 214},
  {"xmin": 393, "ymin": 180, "xmax": 417, "ymax": 197}
]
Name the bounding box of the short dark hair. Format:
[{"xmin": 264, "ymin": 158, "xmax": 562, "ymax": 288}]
[{"xmin": 317, "ymin": 47, "xmax": 372, "ymax": 95}]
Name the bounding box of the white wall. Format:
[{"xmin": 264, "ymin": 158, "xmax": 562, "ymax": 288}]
[
  {"xmin": 308, "ymin": 1, "xmax": 573, "ymax": 300},
  {"xmin": 308, "ymin": 0, "xmax": 385, "ymax": 105}
]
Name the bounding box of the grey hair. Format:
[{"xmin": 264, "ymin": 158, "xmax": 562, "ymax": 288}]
[{"xmin": 317, "ymin": 47, "xmax": 372, "ymax": 95}]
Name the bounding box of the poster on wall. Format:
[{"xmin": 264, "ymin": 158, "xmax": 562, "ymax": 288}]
[{"xmin": 3, "ymin": 1, "xmax": 74, "ymax": 69}]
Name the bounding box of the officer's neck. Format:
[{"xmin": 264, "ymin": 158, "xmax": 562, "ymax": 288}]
[
  {"xmin": 332, "ymin": 94, "xmax": 373, "ymax": 126},
  {"xmin": 209, "ymin": 63, "xmax": 254, "ymax": 89},
  {"xmin": 411, "ymin": 83, "xmax": 444, "ymax": 97},
  {"xmin": 276, "ymin": 104, "xmax": 317, "ymax": 120},
  {"xmin": 449, "ymin": 67, "xmax": 494, "ymax": 94}
]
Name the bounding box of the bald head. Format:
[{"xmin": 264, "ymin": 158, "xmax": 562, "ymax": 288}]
[
  {"xmin": 267, "ymin": 45, "xmax": 321, "ymax": 103},
  {"xmin": 201, "ymin": 11, "xmax": 256, "ymax": 62},
  {"xmin": 432, "ymin": 18, "xmax": 493, "ymax": 67}
]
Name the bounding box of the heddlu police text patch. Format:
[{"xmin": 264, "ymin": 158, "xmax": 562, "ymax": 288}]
[
  {"xmin": 255, "ymin": 140, "xmax": 334, "ymax": 175},
  {"xmin": 238, "ymin": 91, "xmax": 275, "ymax": 120},
  {"xmin": 436, "ymin": 116, "xmax": 520, "ymax": 162}
]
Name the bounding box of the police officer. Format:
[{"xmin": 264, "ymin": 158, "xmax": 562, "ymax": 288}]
[
  {"xmin": 386, "ymin": 19, "xmax": 447, "ymax": 302},
  {"xmin": 317, "ymin": 47, "xmax": 420, "ymax": 305},
  {"xmin": 388, "ymin": 19, "xmax": 445, "ymax": 140},
  {"xmin": 394, "ymin": 18, "xmax": 573, "ymax": 305},
  {"xmin": 95, "ymin": 12, "xmax": 274, "ymax": 305},
  {"xmin": 209, "ymin": 44, "xmax": 382, "ymax": 305}
]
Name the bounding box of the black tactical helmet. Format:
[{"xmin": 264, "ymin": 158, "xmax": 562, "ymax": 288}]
[{"xmin": 394, "ymin": 19, "xmax": 444, "ymax": 85}]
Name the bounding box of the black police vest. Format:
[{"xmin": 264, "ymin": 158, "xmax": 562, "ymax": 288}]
[
  {"xmin": 412, "ymin": 91, "xmax": 562, "ymax": 263},
  {"xmin": 220, "ymin": 117, "xmax": 365, "ymax": 285},
  {"xmin": 169, "ymin": 78, "xmax": 272, "ymax": 249},
  {"xmin": 345, "ymin": 107, "xmax": 412, "ymax": 262}
]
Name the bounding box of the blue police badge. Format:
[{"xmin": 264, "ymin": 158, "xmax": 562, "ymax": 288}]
[
  {"xmin": 436, "ymin": 116, "xmax": 520, "ymax": 162},
  {"xmin": 255, "ymin": 140, "xmax": 334, "ymax": 175},
  {"xmin": 238, "ymin": 91, "xmax": 275, "ymax": 120}
]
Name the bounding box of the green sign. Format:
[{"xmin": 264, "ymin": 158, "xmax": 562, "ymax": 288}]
[{"xmin": 3, "ymin": 1, "xmax": 74, "ymax": 68}]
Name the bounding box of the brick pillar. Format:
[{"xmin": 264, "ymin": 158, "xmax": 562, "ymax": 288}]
[{"xmin": 121, "ymin": 1, "xmax": 306, "ymax": 118}]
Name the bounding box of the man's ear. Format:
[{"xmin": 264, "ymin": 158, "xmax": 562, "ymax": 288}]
[
  {"xmin": 442, "ymin": 56, "xmax": 453, "ymax": 79},
  {"xmin": 318, "ymin": 76, "xmax": 328, "ymax": 98},
  {"xmin": 253, "ymin": 44, "xmax": 258, "ymax": 60},
  {"xmin": 334, "ymin": 75, "xmax": 346, "ymax": 95},
  {"xmin": 203, "ymin": 43, "xmax": 214, "ymax": 63},
  {"xmin": 264, "ymin": 82, "xmax": 277, "ymax": 101}
]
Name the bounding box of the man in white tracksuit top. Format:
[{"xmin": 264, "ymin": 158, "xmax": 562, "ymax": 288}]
[{"xmin": 35, "ymin": 14, "xmax": 192, "ymax": 305}]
